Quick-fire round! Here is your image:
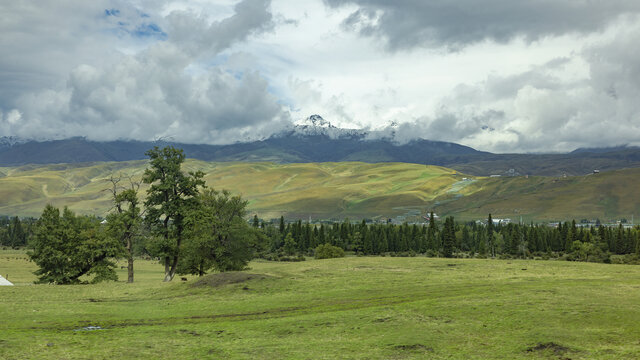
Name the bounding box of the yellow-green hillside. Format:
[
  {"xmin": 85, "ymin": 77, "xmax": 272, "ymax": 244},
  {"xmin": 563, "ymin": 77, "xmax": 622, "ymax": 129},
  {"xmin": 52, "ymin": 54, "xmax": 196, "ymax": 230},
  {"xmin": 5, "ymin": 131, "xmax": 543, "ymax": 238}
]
[
  {"xmin": 2, "ymin": 160, "xmax": 639, "ymax": 221},
  {"xmin": 429, "ymin": 168, "xmax": 640, "ymax": 222},
  {"xmin": 0, "ymin": 161, "xmax": 465, "ymax": 219}
]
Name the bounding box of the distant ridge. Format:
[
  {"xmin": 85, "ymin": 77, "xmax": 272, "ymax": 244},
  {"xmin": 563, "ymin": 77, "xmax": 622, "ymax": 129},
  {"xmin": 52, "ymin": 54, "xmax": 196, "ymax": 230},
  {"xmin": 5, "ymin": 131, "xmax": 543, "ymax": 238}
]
[
  {"xmin": 2, "ymin": 117, "xmax": 640, "ymax": 176},
  {"xmin": 570, "ymin": 145, "xmax": 636, "ymax": 154}
]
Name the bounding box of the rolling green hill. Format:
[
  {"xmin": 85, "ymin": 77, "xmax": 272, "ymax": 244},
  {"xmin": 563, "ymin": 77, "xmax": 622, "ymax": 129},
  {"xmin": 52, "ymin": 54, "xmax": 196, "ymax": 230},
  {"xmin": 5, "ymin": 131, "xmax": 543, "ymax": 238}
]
[
  {"xmin": 0, "ymin": 161, "xmax": 463, "ymax": 220},
  {"xmin": 1, "ymin": 160, "xmax": 638, "ymax": 221},
  {"xmin": 427, "ymin": 168, "xmax": 640, "ymax": 222}
]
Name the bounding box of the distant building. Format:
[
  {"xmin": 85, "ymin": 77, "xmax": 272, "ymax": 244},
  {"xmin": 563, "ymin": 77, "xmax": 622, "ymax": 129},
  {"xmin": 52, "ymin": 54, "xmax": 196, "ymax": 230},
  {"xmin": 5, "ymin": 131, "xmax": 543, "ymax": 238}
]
[
  {"xmin": 423, "ymin": 213, "xmax": 440, "ymax": 222},
  {"xmin": 491, "ymin": 218, "xmax": 511, "ymax": 225}
]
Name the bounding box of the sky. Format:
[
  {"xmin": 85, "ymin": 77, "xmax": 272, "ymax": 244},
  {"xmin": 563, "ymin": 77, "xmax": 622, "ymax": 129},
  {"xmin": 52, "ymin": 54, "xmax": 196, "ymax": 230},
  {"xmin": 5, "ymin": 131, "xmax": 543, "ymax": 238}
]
[{"xmin": 1, "ymin": 0, "xmax": 640, "ymax": 153}]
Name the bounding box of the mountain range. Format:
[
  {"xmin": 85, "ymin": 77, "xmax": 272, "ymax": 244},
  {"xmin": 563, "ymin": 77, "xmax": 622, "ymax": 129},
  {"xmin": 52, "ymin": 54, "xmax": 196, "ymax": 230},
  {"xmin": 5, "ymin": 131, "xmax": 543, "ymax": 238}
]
[{"xmin": 2, "ymin": 115, "xmax": 639, "ymax": 176}]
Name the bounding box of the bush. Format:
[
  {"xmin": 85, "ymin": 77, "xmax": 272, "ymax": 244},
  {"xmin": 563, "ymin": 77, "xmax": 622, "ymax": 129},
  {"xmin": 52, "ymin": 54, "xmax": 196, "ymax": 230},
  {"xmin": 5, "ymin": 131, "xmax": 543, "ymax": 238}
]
[
  {"xmin": 425, "ymin": 249, "xmax": 439, "ymax": 258},
  {"xmin": 314, "ymin": 243, "xmax": 345, "ymax": 259}
]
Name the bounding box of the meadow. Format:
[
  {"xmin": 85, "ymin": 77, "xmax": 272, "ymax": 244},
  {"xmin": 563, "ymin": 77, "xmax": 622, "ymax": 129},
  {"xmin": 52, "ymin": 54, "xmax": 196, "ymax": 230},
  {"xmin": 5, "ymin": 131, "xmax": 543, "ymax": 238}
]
[
  {"xmin": 0, "ymin": 161, "xmax": 462, "ymax": 219},
  {"xmin": 2, "ymin": 249, "xmax": 640, "ymax": 359},
  {"xmin": 2, "ymin": 160, "xmax": 640, "ymax": 221}
]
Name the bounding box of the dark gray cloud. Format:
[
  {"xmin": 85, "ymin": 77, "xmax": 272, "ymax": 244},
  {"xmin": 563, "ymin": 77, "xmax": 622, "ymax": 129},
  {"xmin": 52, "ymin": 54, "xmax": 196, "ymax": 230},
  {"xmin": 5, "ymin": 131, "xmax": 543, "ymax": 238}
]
[
  {"xmin": 324, "ymin": 0, "xmax": 640, "ymax": 51},
  {"xmin": 167, "ymin": 0, "xmax": 274, "ymax": 57}
]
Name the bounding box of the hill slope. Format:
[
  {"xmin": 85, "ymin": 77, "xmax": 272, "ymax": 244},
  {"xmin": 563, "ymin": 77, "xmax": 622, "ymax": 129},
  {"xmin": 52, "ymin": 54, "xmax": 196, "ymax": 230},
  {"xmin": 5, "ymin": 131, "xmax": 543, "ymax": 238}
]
[
  {"xmin": 0, "ymin": 161, "xmax": 464, "ymax": 219},
  {"xmin": 427, "ymin": 168, "xmax": 640, "ymax": 222},
  {"xmin": 2, "ymin": 160, "xmax": 639, "ymax": 221}
]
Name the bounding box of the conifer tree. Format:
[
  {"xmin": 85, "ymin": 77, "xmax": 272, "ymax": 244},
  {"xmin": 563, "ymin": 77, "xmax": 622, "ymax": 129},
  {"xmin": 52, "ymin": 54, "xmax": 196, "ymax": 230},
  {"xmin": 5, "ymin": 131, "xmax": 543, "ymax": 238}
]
[
  {"xmin": 487, "ymin": 214, "xmax": 495, "ymax": 257},
  {"xmin": 442, "ymin": 216, "xmax": 456, "ymax": 258}
]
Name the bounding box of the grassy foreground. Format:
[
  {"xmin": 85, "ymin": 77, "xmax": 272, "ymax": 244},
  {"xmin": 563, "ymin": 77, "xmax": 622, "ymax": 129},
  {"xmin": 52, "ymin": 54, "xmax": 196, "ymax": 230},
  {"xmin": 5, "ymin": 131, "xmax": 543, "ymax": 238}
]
[{"xmin": 2, "ymin": 251, "xmax": 640, "ymax": 359}]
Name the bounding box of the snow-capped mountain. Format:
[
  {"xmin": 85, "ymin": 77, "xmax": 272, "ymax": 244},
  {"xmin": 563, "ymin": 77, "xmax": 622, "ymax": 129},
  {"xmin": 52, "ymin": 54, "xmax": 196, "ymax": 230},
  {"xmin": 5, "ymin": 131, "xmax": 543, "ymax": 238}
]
[
  {"xmin": 1, "ymin": 117, "xmax": 639, "ymax": 176},
  {"xmin": 287, "ymin": 115, "xmax": 367, "ymax": 139},
  {"xmin": 301, "ymin": 114, "xmax": 335, "ymax": 128}
]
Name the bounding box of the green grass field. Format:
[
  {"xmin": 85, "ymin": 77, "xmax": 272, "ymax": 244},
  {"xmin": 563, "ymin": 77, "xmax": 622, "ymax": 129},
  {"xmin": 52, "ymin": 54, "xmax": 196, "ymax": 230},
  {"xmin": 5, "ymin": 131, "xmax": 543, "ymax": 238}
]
[{"xmin": 2, "ymin": 250, "xmax": 640, "ymax": 359}]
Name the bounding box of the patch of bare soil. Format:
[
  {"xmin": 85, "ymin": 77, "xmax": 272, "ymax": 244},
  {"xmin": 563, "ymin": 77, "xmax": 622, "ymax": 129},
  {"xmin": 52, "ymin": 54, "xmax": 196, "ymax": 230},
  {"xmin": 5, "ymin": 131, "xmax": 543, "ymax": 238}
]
[
  {"xmin": 526, "ymin": 342, "xmax": 570, "ymax": 356},
  {"xmin": 393, "ymin": 344, "xmax": 434, "ymax": 352},
  {"xmin": 190, "ymin": 272, "xmax": 271, "ymax": 288}
]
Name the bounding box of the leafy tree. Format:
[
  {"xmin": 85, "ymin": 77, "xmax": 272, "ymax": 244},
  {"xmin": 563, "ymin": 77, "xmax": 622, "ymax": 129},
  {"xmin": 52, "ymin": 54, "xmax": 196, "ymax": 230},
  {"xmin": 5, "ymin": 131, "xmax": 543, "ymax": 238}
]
[
  {"xmin": 28, "ymin": 205, "xmax": 121, "ymax": 284},
  {"xmin": 179, "ymin": 189, "xmax": 262, "ymax": 275},
  {"xmin": 283, "ymin": 233, "xmax": 297, "ymax": 255},
  {"xmin": 106, "ymin": 176, "xmax": 142, "ymax": 283},
  {"xmin": 315, "ymin": 243, "xmax": 345, "ymax": 259},
  {"xmin": 143, "ymin": 146, "xmax": 205, "ymax": 282}
]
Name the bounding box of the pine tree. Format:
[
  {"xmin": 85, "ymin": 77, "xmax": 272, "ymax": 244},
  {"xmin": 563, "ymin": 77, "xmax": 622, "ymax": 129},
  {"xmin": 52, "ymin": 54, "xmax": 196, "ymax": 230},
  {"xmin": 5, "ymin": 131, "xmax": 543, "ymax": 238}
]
[
  {"xmin": 487, "ymin": 214, "xmax": 495, "ymax": 257},
  {"xmin": 442, "ymin": 216, "xmax": 456, "ymax": 258},
  {"xmin": 29, "ymin": 205, "xmax": 121, "ymax": 284}
]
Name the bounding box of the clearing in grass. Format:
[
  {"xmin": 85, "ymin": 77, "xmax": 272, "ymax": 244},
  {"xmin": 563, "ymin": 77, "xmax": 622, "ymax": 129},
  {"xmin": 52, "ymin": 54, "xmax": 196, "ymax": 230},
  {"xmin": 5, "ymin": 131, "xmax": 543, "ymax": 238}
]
[{"xmin": 2, "ymin": 250, "xmax": 640, "ymax": 359}]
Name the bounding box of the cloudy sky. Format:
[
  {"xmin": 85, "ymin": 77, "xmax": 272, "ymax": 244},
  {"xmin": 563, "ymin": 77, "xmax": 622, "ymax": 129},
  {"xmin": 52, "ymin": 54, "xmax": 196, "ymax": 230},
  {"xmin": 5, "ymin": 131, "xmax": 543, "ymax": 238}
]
[{"xmin": 1, "ymin": 0, "xmax": 640, "ymax": 153}]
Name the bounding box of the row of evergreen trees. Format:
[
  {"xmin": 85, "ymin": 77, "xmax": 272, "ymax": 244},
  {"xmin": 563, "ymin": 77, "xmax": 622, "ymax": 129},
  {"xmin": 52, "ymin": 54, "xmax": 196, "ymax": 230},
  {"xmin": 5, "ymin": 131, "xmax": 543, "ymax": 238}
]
[
  {"xmin": 257, "ymin": 214, "xmax": 640, "ymax": 262},
  {"xmin": 0, "ymin": 216, "xmax": 35, "ymax": 248},
  {"xmin": 5, "ymin": 209, "xmax": 640, "ymax": 264}
]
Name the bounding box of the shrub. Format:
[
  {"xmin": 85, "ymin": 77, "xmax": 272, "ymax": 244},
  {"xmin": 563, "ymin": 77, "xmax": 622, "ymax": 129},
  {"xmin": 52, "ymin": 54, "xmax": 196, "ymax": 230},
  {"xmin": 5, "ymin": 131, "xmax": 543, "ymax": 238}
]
[{"xmin": 314, "ymin": 243, "xmax": 345, "ymax": 259}]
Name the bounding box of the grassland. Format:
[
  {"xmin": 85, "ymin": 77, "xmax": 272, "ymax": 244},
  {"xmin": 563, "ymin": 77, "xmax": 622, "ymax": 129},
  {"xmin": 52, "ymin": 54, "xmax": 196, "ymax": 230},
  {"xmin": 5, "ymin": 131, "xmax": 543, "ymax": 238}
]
[
  {"xmin": 2, "ymin": 250, "xmax": 640, "ymax": 359},
  {"xmin": 1, "ymin": 160, "xmax": 640, "ymax": 221},
  {"xmin": 0, "ymin": 161, "xmax": 463, "ymax": 219},
  {"xmin": 430, "ymin": 168, "xmax": 640, "ymax": 222}
]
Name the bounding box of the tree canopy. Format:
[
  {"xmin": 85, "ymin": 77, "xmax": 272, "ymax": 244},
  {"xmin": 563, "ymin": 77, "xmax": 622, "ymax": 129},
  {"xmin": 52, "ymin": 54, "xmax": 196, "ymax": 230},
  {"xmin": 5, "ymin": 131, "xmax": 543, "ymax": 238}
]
[
  {"xmin": 28, "ymin": 205, "xmax": 121, "ymax": 284},
  {"xmin": 179, "ymin": 189, "xmax": 264, "ymax": 276},
  {"xmin": 142, "ymin": 146, "xmax": 205, "ymax": 282}
]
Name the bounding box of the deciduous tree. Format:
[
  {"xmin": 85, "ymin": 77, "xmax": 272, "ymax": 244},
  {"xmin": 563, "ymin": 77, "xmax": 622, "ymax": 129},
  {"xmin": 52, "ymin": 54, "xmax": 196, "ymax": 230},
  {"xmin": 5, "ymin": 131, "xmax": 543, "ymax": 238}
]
[
  {"xmin": 179, "ymin": 189, "xmax": 262, "ymax": 275},
  {"xmin": 143, "ymin": 146, "xmax": 205, "ymax": 282},
  {"xmin": 106, "ymin": 175, "xmax": 142, "ymax": 283}
]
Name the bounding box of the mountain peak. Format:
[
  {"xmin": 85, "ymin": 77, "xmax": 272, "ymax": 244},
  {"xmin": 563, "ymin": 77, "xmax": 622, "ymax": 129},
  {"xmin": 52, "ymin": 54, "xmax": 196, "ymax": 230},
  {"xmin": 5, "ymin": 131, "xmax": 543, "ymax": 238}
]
[
  {"xmin": 286, "ymin": 115, "xmax": 363, "ymax": 139},
  {"xmin": 301, "ymin": 115, "xmax": 335, "ymax": 128}
]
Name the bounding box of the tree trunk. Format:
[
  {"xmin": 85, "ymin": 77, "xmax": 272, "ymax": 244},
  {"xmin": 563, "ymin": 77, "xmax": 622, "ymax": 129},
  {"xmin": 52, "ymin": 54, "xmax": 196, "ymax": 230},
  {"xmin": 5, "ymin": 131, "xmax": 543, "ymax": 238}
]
[
  {"xmin": 163, "ymin": 256, "xmax": 171, "ymax": 282},
  {"xmin": 127, "ymin": 238, "xmax": 134, "ymax": 283},
  {"xmin": 164, "ymin": 255, "xmax": 179, "ymax": 282},
  {"xmin": 127, "ymin": 256, "xmax": 134, "ymax": 283}
]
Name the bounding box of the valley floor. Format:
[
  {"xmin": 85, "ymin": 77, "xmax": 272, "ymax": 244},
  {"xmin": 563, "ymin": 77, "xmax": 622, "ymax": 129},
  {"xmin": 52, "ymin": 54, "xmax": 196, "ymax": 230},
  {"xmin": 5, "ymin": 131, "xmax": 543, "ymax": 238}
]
[{"xmin": 2, "ymin": 250, "xmax": 640, "ymax": 359}]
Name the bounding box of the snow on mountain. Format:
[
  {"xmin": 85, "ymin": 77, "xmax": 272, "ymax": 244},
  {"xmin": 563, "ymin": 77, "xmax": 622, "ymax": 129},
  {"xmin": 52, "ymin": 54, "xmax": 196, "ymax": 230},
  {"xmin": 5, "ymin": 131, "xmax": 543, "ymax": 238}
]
[
  {"xmin": 302, "ymin": 114, "xmax": 335, "ymax": 128},
  {"xmin": 287, "ymin": 115, "xmax": 366, "ymax": 139}
]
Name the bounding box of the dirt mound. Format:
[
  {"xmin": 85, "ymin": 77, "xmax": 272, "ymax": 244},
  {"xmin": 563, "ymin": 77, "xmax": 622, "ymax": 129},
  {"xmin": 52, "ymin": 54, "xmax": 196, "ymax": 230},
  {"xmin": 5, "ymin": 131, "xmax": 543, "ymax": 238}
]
[
  {"xmin": 526, "ymin": 342, "xmax": 570, "ymax": 355},
  {"xmin": 190, "ymin": 272, "xmax": 270, "ymax": 288},
  {"xmin": 393, "ymin": 344, "xmax": 434, "ymax": 352}
]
